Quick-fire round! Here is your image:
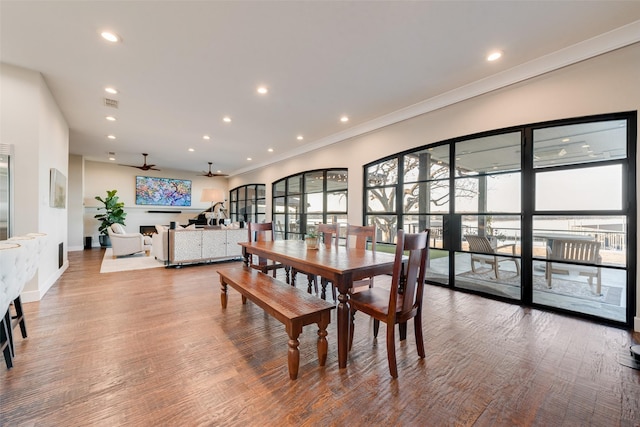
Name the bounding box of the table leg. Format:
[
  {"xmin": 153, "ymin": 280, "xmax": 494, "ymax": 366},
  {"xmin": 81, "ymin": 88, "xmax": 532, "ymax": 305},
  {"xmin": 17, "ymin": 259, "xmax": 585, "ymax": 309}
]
[
  {"xmin": 242, "ymin": 248, "xmax": 250, "ymax": 267},
  {"xmin": 337, "ymin": 290, "xmax": 350, "ymax": 369}
]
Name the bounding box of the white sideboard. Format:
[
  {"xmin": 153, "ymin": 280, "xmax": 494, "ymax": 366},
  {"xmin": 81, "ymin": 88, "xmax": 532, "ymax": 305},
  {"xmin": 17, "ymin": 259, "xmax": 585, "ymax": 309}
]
[{"xmin": 167, "ymin": 228, "xmax": 246, "ymax": 266}]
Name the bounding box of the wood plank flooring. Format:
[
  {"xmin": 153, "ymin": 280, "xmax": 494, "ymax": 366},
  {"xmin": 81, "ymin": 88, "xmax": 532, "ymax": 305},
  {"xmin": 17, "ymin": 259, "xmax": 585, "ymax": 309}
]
[{"xmin": 1, "ymin": 248, "xmax": 639, "ymax": 426}]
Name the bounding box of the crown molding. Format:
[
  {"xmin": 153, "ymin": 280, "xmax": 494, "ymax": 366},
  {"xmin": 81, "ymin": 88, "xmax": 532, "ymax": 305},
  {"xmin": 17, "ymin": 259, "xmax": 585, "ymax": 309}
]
[{"xmin": 231, "ymin": 20, "xmax": 640, "ymax": 177}]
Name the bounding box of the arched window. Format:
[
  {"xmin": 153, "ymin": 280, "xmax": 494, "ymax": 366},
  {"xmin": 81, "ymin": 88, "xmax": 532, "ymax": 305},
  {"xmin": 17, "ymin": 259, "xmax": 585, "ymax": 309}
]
[
  {"xmin": 229, "ymin": 184, "xmax": 266, "ymax": 224},
  {"xmin": 272, "ymin": 169, "xmax": 348, "ymax": 240}
]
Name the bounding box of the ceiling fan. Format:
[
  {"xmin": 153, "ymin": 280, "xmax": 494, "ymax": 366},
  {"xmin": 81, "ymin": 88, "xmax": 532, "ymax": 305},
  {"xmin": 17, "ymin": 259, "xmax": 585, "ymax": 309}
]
[
  {"xmin": 201, "ymin": 162, "xmax": 228, "ymax": 177},
  {"xmin": 120, "ymin": 153, "xmax": 160, "ymax": 171}
]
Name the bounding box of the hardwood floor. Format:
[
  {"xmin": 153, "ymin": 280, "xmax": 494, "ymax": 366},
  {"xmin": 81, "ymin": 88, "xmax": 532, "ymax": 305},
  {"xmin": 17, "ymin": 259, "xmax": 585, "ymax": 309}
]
[{"xmin": 2, "ymin": 248, "xmax": 639, "ymax": 426}]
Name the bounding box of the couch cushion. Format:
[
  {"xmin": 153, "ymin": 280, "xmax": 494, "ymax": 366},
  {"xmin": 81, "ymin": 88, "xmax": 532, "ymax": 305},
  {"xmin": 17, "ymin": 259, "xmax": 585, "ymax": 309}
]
[{"xmin": 155, "ymin": 224, "xmax": 167, "ymax": 233}]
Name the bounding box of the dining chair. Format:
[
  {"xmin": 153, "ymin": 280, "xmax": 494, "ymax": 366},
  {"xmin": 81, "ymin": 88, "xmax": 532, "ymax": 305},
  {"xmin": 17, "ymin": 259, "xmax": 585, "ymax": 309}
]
[
  {"xmin": 292, "ymin": 223, "xmax": 340, "ymax": 299},
  {"xmin": 247, "ymin": 222, "xmax": 287, "ymax": 279},
  {"xmin": 345, "ymin": 224, "xmax": 377, "ymax": 292},
  {"xmin": 348, "ymin": 228, "xmax": 430, "ymax": 378}
]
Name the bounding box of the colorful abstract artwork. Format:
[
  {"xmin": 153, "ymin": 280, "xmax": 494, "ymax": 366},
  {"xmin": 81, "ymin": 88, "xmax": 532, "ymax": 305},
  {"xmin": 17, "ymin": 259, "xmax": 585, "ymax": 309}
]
[{"xmin": 135, "ymin": 176, "xmax": 192, "ymax": 206}]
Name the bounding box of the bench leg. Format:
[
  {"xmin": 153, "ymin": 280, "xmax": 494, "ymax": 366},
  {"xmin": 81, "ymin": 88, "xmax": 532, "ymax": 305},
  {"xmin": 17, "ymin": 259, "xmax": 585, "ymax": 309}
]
[{"xmin": 287, "ymin": 324, "xmax": 303, "ymax": 380}]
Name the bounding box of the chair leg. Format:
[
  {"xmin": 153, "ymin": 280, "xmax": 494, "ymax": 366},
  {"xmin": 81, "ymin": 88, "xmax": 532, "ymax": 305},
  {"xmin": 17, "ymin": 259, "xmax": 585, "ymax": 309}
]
[
  {"xmin": 399, "ymin": 322, "xmax": 407, "ymax": 341},
  {"xmin": 4, "ymin": 310, "xmax": 14, "ymax": 360},
  {"xmin": 349, "ymin": 310, "xmax": 355, "ymax": 352},
  {"xmin": 373, "ymin": 319, "xmax": 380, "ymax": 338},
  {"xmin": 1, "ymin": 313, "xmax": 13, "ymax": 369},
  {"xmin": 386, "ymin": 321, "xmax": 398, "ymax": 378},
  {"xmin": 12, "ymin": 296, "xmax": 27, "ymax": 339},
  {"xmin": 306, "ymin": 274, "xmax": 314, "ymax": 294},
  {"xmin": 320, "ymin": 278, "xmax": 327, "ymax": 300},
  {"xmin": 414, "ymin": 313, "xmax": 425, "ymax": 359},
  {"xmin": 470, "ymin": 256, "xmax": 478, "ymax": 272}
]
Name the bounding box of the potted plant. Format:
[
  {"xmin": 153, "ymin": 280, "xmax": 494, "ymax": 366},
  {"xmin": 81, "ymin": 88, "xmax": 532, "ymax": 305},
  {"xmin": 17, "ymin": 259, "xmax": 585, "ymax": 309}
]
[
  {"xmin": 94, "ymin": 189, "xmax": 127, "ymax": 247},
  {"xmin": 305, "ymin": 231, "xmax": 319, "ymax": 250}
]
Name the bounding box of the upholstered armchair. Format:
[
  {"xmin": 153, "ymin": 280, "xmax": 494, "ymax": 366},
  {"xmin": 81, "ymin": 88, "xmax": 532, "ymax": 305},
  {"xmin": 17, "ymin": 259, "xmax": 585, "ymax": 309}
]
[{"xmin": 107, "ymin": 224, "xmax": 152, "ymax": 258}]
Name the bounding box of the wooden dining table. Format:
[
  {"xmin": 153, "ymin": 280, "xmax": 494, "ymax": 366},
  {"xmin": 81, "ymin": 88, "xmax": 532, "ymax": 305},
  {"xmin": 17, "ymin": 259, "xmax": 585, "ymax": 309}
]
[{"xmin": 239, "ymin": 239, "xmax": 397, "ymax": 369}]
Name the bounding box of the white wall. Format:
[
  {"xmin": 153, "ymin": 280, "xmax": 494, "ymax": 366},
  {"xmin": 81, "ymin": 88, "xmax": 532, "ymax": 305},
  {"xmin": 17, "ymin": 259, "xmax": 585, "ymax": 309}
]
[
  {"xmin": 229, "ymin": 43, "xmax": 640, "ymax": 330},
  {"xmin": 68, "ymin": 154, "xmax": 84, "ymax": 250},
  {"xmin": 82, "ymin": 160, "xmax": 228, "ymax": 245},
  {"xmin": 0, "ymin": 62, "xmax": 69, "ymax": 302}
]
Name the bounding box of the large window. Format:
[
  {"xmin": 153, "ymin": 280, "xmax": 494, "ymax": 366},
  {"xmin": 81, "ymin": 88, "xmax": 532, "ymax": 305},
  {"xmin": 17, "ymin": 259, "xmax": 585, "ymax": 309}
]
[
  {"xmin": 364, "ymin": 112, "xmax": 636, "ymax": 326},
  {"xmin": 273, "ymin": 169, "xmax": 348, "ymax": 240},
  {"xmin": 229, "ymin": 184, "xmax": 266, "ymax": 224}
]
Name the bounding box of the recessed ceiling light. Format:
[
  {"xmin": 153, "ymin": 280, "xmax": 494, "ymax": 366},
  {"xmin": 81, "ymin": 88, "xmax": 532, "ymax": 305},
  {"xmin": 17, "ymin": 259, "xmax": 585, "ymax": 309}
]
[
  {"xmin": 100, "ymin": 31, "xmax": 120, "ymax": 43},
  {"xmin": 107, "ymin": 134, "xmax": 116, "ymax": 140},
  {"xmin": 188, "ymin": 148, "xmax": 195, "ymax": 152},
  {"xmin": 104, "ymin": 87, "xmax": 118, "ymax": 95},
  {"xmin": 105, "ymin": 116, "xmax": 116, "ymax": 121},
  {"xmin": 297, "ymin": 135, "xmax": 304, "ymax": 141},
  {"xmin": 203, "ymin": 135, "xmax": 210, "ymax": 140},
  {"xmin": 109, "ymin": 157, "xmax": 116, "ymax": 161},
  {"xmin": 223, "ymin": 116, "xmax": 232, "ymax": 123},
  {"xmin": 257, "ymin": 86, "xmax": 268, "ymax": 95},
  {"xmin": 582, "ymin": 144, "xmax": 590, "ymax": 148},
  {"xmin": 268, "ymin": 148, "xmax": 274, "ymax": 152},
  {"xmin": 247, "ymin": 157, "xmax": 252, "ymax": 161},
  {"xmin": 487, "ymin": 50, "xmax": 502, "ymax": 61},
  {"xmin": 340, "ymin": 116, "xmax": 349, "ymax": 123},
  {"xmin": 562, "ymin": 138, "xmax": 570, "ymax": 142}
]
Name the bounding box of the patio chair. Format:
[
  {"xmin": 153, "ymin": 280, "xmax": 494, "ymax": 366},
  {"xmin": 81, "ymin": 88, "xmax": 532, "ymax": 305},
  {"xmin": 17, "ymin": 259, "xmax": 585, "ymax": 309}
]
[{"xmin": 465, "ymin": 234, "xmax": 520, "ymax": 279}]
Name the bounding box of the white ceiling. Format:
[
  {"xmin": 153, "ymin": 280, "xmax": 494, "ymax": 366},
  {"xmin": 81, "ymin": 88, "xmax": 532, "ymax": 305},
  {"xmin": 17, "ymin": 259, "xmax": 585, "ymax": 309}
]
[{"xmin": 2, "ymin": 1, "xmax": 640, "ymax": 177}]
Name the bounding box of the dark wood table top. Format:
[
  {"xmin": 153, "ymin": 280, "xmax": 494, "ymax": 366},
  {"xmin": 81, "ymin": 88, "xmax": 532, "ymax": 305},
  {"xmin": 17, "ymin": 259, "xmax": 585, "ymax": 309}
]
[{"xmin": 239, "ymin": 239, "xmax": 397, "ymax": 370}]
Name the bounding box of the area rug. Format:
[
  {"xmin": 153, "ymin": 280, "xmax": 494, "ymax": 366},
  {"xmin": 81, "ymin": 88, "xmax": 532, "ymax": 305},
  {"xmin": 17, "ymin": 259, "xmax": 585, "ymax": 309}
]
[
  {"xmin": 457, "ymin": 269, "xmax": 622, "ymax": 306},
  {"xmin": 100, "ymin": 248, "xmax": 165, "ymax": 273}
]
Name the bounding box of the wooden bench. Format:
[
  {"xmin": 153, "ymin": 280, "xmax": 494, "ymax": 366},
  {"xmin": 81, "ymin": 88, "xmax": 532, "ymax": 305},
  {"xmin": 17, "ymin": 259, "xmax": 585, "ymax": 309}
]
[
  {"xmin": 217, "ymin": 266, "xmax": 335, "ymax": 380},
  {"xmin": 546, "ymin": 239, "xmax": 602, "ymax": 295}
]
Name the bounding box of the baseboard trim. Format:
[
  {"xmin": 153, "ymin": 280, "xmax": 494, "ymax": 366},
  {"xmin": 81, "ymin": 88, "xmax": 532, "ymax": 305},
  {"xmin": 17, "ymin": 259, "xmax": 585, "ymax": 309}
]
[
  {"xmin": 21, "ymin": 260, "xmax": 69, "ymax": 303},
  {"xmin": 68, "ymin": 245, "xmax": 84, "ymax": 252}
]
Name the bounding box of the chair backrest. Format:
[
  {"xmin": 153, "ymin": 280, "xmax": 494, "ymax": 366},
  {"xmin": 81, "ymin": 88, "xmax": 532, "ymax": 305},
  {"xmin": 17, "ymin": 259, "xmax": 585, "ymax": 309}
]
[
  {"xmin": 464, "ymin": 234, "xmax": 494, "ymax": 254},
  {"xmin": 549, "ymin": 239, "xmax": 600, "ymax": 264},
  {"xmin": 346, "ymin": 224, "xmax": 376, "ymax": 251},
  {"xmin": 389, "ymin": 229, "xmax": 430, "ymax": 316},
  {"xmin": 317, "ymin": 223, "xmax": 339, "ymax": 249},
  {"xmin": 247, "ymin": 222, "xmax": 275, "ymax": 243},
  {"xmin": 110, "ymin": 223, "xmax": 126, "ymax": 234}
]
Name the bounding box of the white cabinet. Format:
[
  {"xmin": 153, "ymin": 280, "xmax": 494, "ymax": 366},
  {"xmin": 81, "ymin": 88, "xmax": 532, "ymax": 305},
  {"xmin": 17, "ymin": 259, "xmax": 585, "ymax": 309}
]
[{"xmin": 169, "ymin": 228, "xmax": 246, "ymax": 265}]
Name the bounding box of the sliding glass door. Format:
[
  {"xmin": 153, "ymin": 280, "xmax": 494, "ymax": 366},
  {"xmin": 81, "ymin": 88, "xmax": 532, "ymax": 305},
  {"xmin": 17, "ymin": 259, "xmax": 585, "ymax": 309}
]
[{"xmin": 364, "ymin": 112, "xmax": 636, "ymax": 325}]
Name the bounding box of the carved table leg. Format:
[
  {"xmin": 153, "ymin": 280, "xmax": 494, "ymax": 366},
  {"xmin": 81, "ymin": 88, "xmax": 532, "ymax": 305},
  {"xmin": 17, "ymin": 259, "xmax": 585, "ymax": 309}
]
[
  {"xmin": 220, "ymin": 279, "xmax": 228, "ymax": 309},
  {"xmin": 337, "ymin": 290, "xmax": 350, "ymax": 369},
  {"xmin": 317, "ymin": 312, "xmax": 330, "ymax": 366}
]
